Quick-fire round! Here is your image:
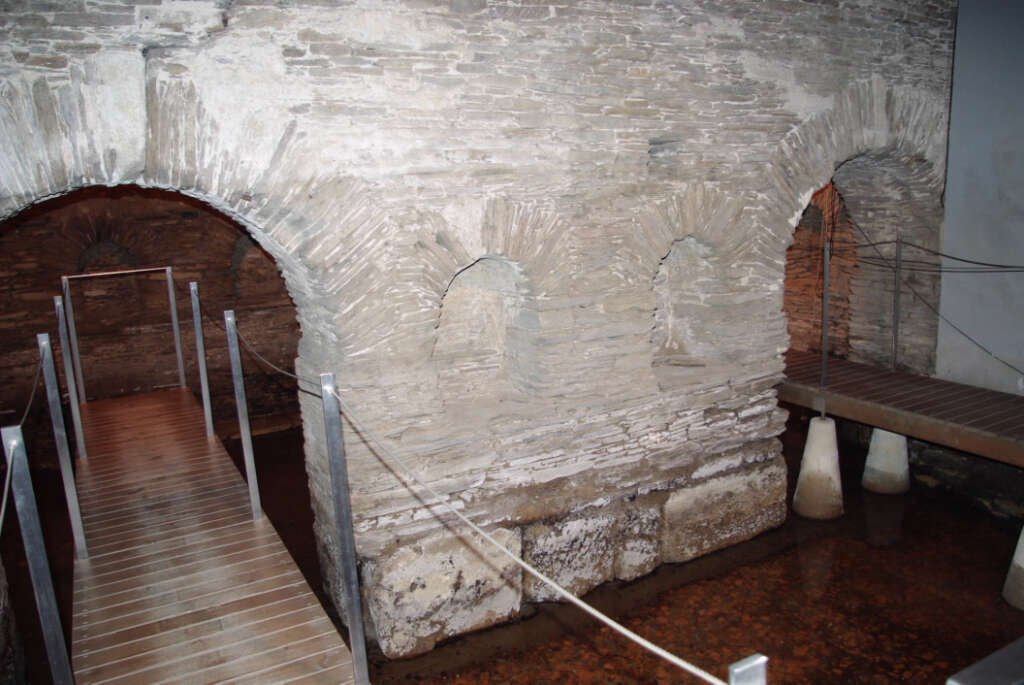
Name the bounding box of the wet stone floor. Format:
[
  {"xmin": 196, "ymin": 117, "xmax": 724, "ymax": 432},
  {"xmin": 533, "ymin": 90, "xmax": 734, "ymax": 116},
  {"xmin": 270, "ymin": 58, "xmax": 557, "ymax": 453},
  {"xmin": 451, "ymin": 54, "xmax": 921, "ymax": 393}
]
[{"xmin": 3, "ymin": 406, "xmax": 1023, "ymax": 684}]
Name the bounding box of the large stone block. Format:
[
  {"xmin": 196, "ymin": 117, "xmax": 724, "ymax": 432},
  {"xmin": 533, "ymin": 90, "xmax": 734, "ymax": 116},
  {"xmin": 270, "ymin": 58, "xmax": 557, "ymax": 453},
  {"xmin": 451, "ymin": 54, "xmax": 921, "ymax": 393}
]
[
  {"xmin": 614, "ymin": 497, "xmax": 664, "ymax": 582},
  {"xmin": 521, "ymin": 495, "xmax": 664, "ymax": 601},
  {"xmin": 363, "ymin": 527, "xmax": 522, "ymax": 658},
  {"xmin": 662, "ymin": 453, "xmax": 788, "ymax": 563},
  {"xmin": 522, "ymin": 510, "xmax": 617, "ymax": 602}
]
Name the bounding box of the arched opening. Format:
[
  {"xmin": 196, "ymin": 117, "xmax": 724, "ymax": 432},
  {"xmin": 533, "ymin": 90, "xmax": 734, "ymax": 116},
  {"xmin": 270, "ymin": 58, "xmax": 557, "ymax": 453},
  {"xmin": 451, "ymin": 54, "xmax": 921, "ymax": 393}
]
[
  {"xmin": 783, "ymin": 182, "xmax": 857, "ymax": 360},
  {"xmin": 783, "ymin": 150, "xmax": 942, "ymax": 374},
  {"xmin": 0, "ymin": 185, "xmax": 319, "ymax": 677},
  {"xmin": 0, "ymin": 184, "xmax": 301, "ymax": 434}
]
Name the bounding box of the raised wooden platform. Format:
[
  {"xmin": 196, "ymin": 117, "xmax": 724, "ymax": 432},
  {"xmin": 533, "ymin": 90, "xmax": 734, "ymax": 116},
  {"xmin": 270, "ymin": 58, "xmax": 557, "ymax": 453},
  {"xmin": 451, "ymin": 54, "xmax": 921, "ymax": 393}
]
[
  {"xmin": 779, "ymin": 350, "xmax": 1024, "ymax": 469},
  {"xmin": 71, "ymin": 389, "xmax": 354, "ymax": 684}
]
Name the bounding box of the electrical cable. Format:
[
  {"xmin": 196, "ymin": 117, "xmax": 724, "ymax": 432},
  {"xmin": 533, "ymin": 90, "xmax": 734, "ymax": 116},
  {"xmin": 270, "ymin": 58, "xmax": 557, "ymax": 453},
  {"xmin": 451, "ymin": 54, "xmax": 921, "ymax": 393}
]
[
  {"xmin": 849, "ymin": 220, "xmax": 1024, "ymax": 377},
  {"xmin": 902, "ymin": 241, "xmax": 1024, "ymax": 270}
]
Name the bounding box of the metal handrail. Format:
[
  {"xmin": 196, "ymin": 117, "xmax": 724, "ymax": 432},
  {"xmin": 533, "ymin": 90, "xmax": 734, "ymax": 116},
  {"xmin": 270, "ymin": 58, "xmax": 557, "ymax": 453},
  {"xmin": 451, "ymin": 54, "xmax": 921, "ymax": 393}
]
[{"xmin": 59, "ymin": 266, "xmax": 186, "ymax": 402}]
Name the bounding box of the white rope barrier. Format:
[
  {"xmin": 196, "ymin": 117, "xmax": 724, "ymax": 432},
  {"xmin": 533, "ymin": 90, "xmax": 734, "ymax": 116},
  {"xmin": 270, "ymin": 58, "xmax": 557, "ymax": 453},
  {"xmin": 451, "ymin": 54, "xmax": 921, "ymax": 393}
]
[
  {"xmin": 328, "ymin": 388, "xmax": 729, "ymax": 685},
  {"xmin": 220, "ymin": 306, "xmax": 760, "ymax": 683}
]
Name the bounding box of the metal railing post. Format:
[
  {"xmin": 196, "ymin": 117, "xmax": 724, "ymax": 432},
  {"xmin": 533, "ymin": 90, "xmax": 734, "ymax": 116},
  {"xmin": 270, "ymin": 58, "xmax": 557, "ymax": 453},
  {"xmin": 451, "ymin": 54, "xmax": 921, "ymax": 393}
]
[
  {"xmin": 729, "ymin": 654, "xmax": 768, "ymax": 684},
  {"xmin": 37, "ymin": 334, "xmax": 88, "ymax": 559},
  {"xmin": 319, "ymin": 372, "xmax": 370, "ymax": 685},
  {"xmin": 891, "ymin": 234, "xmax": 902, "ymax": 370},
  {"xmin": 820, "ymin": 237, "xmax": 831, "ymax": 397},
  {"xmin": 1, "ymin": 425, "xmax": 74, "ymax": 685},
  {"xmin": 224, "ymin": 310, "xmax": 262, "ymax": 519},
  {"xmin": 53, "ymin": 296, "xmax": 87, "ymax": 459},
  {"xmin": 60, "ymin": 276, "xmax": 86, "ymax": 403},
  {"xmin": 165, "ymin": 267, "xmax": 186, "ymax": 388},
  {"xmin": 190, "ymin": 283, "xmax": 215, "ymax": 437}
]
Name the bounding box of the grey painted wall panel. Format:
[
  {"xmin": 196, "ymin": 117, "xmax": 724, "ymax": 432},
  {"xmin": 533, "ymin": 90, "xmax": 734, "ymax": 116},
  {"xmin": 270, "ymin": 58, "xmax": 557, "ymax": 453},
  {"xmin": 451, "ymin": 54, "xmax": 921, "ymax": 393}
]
[{"xmin": 938, "ymin": 0, "xmax": 1024, "ymax": 394}]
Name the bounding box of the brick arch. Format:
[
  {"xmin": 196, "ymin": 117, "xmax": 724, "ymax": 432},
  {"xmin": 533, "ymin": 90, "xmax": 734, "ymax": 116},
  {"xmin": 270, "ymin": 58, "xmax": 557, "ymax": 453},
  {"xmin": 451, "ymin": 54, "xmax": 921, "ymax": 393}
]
[
  {"xmin": 402, "ymin": 197, "xmax": 573, "ymax": 395},
  {"xmin": 761, "ymin": 77, "xmax": 948, "ymax": 254},
  {"xmin": 762, "ymin": 78, "xmax": 948, "ymax": 374},
  {"xmin": 0, "ymin": 62, "xmax": 404, "ymax": 376},
  {"xmin": 0, "ymin": 66, "xmax": 400, "ymax": 626}
]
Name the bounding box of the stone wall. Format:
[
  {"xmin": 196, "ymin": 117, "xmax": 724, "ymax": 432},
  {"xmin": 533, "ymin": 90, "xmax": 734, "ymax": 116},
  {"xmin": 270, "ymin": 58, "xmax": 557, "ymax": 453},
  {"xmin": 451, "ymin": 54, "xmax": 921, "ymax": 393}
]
[{"xmin": 0, "ymin": 0, "xmax": 955, "ymax": 657}]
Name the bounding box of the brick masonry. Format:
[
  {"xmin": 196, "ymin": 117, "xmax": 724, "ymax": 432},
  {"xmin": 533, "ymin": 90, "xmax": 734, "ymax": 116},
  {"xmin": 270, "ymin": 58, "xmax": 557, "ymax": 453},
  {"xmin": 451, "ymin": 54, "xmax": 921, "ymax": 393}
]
[
  {"xmin": 0, "ymin": 187, "xmax": 299, "ymax": 431},
  {"xmin": 0, "ymin": 0, "xmax": 955, "ymax": 657}
]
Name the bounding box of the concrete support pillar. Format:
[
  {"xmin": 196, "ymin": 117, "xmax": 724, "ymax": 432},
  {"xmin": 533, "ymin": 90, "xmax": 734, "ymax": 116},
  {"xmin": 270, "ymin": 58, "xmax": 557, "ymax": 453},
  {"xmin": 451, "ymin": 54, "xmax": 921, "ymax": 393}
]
[
  {"xmin": 861, "ymin": 428, "xmax": 910, "ymax": 494},
  {"xmin": 793, "ymin": 416, "xmax": 844, "ymax": 520},
  {"xmin": 1004, "ymin": 525, "xmax": 1024, "ymax": 610}
]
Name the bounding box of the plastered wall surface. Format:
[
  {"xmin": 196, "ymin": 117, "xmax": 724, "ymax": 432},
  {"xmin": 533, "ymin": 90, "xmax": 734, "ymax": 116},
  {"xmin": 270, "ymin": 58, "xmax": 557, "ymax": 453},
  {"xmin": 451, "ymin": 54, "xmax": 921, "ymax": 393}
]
[
  {"xmin": 0, "ymin": 0, "xmax": 955, "ymax": 656},
  {"xmin": 938, "ymin": 0, "xmax": 1024, "ymax": 395}
]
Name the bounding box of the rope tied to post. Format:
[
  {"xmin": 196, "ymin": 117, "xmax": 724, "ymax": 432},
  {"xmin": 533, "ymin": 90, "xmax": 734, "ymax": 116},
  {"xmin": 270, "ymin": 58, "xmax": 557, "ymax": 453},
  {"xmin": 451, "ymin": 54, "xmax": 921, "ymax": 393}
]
[
  {"xmin": 1, "ymin": 358, "xmax": 44, "ymax": 536},
  {"xmin": 223, "ymin": 309, "xmax": 752, "ymax": 685}
]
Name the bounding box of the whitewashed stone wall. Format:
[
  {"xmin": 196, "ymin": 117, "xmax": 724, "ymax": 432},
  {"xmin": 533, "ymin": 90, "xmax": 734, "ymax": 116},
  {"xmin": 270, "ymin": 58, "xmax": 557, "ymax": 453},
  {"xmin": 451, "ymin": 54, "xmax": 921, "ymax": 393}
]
[{"xmin": 0, "ymin": 0, "xmax": 955, "ymax": 657}]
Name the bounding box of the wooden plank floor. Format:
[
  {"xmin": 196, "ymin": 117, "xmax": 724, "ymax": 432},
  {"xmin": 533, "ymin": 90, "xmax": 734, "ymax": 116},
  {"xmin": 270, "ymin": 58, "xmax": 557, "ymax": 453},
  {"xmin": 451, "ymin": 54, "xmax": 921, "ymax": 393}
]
[
  {"xmin": 779, "ymin": 350, "xmax": 1024, "ymax": 468},
  {"xmin": 71, "ymin": 388, "xmax": 354, "ymax": 685}
]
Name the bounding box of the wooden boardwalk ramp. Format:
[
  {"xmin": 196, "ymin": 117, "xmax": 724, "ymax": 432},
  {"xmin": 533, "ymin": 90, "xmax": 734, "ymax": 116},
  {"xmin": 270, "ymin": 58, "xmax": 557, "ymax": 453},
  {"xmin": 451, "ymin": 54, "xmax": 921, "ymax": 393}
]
[
  {"xmin": 70, "ymin": 389, "xmax": 354, "ymax": 684},
  {"xmin": 779, "ymin": 350, "xmax": 1024, "ymax": 468}
]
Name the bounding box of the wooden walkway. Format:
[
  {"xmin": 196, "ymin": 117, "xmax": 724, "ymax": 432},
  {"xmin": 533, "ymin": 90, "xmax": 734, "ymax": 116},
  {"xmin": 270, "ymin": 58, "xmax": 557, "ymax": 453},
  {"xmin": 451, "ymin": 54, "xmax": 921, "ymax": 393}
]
[
  {"xmin": 779, "ymin": 350, "xmax": 1024, "ymax": 469},
  {"xmin": 70, "ymin": 389, "xmax": 354, "ymax": 684}
]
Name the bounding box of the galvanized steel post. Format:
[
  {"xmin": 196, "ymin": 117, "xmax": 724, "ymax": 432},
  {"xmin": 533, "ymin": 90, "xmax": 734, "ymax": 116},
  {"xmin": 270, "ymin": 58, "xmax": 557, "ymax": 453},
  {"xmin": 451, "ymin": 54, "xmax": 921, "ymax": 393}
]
[
  {"xmin": 319, "ymin": 373, "xmax": 370, "ymax": 685},
  {"xmin": 729, "ymin": 654, "xmax": 768, "ymax": 685},
  {"xmin": 820, "ymin": 237, "xmax": 831, "ymax": 398},
  {"xmin": 60, "ymin": 276, "xmax": 86, "ymax": 403},
  {"xmin": 891, "ymin": 234, "xmax": 902, "ymax": 370},
  {"xmin": 165, "ymin": 267, "xmax": 187, "ymax": 388},
  {"xmin": 37, "ymin": 334, "xmax": 88, "ymax": 559},
  {"xmin": 53, "ymin": 296, "xmax": 87, "ymax": 459},
  {"xmin": 1, "ymin": 425, "xmax": 74, "ymax": 685},
  {"xmin": 190, "ymin": 283, "xmax": 215, "ymax": 437},
  {"xmin": 224, "ymin": 310, "xmax": 262, "ymax": 519}
]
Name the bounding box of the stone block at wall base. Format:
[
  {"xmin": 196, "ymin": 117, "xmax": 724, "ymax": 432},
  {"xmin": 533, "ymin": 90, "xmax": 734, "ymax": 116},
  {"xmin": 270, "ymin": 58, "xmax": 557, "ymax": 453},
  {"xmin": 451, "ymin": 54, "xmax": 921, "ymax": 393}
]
[
  {"xmin": 521, "ymin": 495, "xmax": 665, "ymax": 602},
  {"xmin": 661, "ymin": 453, "xmax": 788, "ymax": 563},
  {"xmin": 363, "ymin": 527, "xmax": 522, "ymax": 659},
  {"xmin": 360, "ymin": 447, "xmax": 784, "ymax": 658},
  {"xmin": 522, "ymin": 510, "xmax": 618, "ymax": 602}
]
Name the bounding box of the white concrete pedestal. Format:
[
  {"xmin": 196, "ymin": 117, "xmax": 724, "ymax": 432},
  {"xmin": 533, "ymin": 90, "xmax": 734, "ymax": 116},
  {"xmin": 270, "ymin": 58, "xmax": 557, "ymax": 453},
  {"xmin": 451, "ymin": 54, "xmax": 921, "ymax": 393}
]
[
  {"xmin": 861, "ymin": 428, "xmax": 910, "ymax": 494},
  {"xmin": 1003, "ymin": 525, "xmax": 1024, "ymax": 610},
  {"xmin": 793, "ymin": 416, "xmax": 843, "ymax": 520}
]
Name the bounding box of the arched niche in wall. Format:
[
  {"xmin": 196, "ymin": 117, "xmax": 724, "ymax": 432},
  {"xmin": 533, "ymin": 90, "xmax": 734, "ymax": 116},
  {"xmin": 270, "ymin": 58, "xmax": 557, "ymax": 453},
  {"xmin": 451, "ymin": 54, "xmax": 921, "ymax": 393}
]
[
  {"xmin": 650, "ymin": 233, "xmax": 774, "ymax": 391},
  {"xmin": 764, "ymin": 79, "xmax": 949, "ymax": 379},
  {"xmin": 432, "ymin": 256, "xmax": 541, "ymax": 409},
  {"xmin": 0, "ymin": 185, "xmax": 300, "ymax": 432}
]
